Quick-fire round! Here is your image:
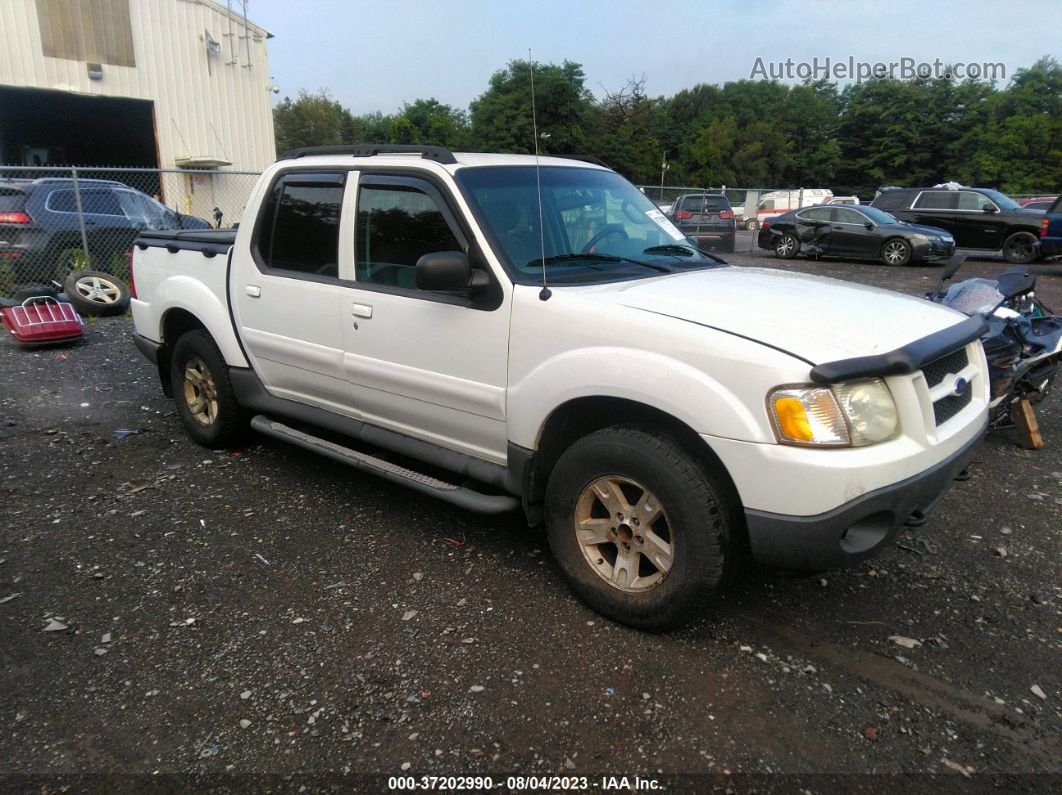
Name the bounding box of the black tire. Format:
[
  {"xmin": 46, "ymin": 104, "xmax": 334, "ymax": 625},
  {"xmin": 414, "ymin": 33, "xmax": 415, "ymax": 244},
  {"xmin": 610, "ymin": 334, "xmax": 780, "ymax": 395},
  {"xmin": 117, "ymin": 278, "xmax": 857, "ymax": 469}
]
[
  {"xmin": 745, "ymin": 219, "xmax": 759, "ymax": 231},
  {"xmin": 1002, "ymin": 231, "xmax": 1038, "ymax": 264},
  {"xmin": 774, "ymin": 233, "xmax": 799, "ymax": 259},
  {"xmin": 722, "ymin": 235, "xmax": 736, "ymax": 253},
  {"xmin": 881, "ymin": 237, "xmax": 912, "ymax": 266},
  {"xmin": 11, "ymin": 283, "xmax": 59, "ymax": 302},
  {"xmin": 170, "ymin": 330, "xmax": 248, "ymax": 448},
  {"xmin": 63, "ymin": 270, "xmax": 130, "ymax": 316},
  {"xmin": 545, "ymin": 426, "xmax": 736, "ymax": 631}
]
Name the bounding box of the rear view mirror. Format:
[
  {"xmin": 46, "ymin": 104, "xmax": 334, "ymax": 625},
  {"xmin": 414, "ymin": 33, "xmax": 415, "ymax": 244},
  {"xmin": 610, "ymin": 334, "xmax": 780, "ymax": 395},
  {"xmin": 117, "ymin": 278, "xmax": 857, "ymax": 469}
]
[
  {"xmin": 415, "ymin": 251, "xmax": 488, "ymax": 292},
  {"xmin": 982, "ymin": 203, "xmax": 998, "ymax": 213},
  {"xmin": 864, "ymin": 222, "xmax": 874, "ymax": 230}
]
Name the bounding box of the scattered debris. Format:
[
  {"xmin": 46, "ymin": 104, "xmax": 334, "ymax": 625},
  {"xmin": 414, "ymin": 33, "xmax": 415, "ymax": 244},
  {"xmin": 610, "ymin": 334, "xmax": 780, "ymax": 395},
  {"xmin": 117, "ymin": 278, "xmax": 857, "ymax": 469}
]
[
  {"xmin": 0, "ymin": 592, "xmax": 22, "ymax": 605},
  {"xmin": 1031, "ymin": 685, "xmax": 1047, "ymax": 701},
  {"xmin": 402, "ymin": 610, "xmax": 418, "ymax": 621},
  {"xmin": 864, "ymin": 726, "xmax": 879, "ymax": 741},
  {"xmin": 888, "ymin": 635, "xmax": 922, "ymax": 649},
  {"xmin": 941, "ymin": 758, "xmax": 974, "ymax": 778},
  {"xmin": 255, "ymin": 553, "xmax": 270, "ymax": 566},
  {"xmin": 239, "ymin": 719, "xmax": 251, "ymax": 729},
  {"xmin": 43, "ymin": 619, "xmax": 68, "ymax": 632},
  {"xmin": 469, "ymin": 685, "xmax": 485, "ymax": 693}
]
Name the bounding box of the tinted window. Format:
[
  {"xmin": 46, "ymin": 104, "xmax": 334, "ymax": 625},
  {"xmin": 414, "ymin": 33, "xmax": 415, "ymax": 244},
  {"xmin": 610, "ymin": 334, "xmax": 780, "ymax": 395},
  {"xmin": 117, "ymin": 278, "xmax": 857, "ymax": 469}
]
[
  {"xmin": 859, "ymin": 206, "xmax": 899, "ymax": 225},
  {"xmin": 799, "ymin": 207, "xmax": 832, "ymax": 222},
  {"xmin": 834, "ymin": 208, "xmax": 867, "ymax": 224},
  {"xmin": 257, "ymin": 172, "xmax": 345, "ymax": 276},
  {"xmin": 355, "ymin": 182, "xmax": 461, "ymax": 287},
  {"xmin": 913, "ymin": 191, "xmax": 956, "ymax": 210},
  {"xmin": 47, "ymin": 189, "xmax": 124, "ymax": 215},
  {"xmin": 872, "ymin": 191, "xmax": 909, "ymax": 210},
  {"xmin": 680, "ymin": 195, "xmax": 729, "ymax": 212},
  {"xmin": 958, "ymin": 191, "xmax": 991, "ymax": 211},
  {"xmin": 978, "ymin": 189, "xmax": 1020, "ymax": 211}
]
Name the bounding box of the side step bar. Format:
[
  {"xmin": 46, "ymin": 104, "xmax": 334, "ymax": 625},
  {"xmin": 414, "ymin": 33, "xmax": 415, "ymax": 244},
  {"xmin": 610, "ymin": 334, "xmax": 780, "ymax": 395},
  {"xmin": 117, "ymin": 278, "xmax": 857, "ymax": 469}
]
[{"xmin": 250, "ymin": 415, "xmax": 520, "ymax": 514}]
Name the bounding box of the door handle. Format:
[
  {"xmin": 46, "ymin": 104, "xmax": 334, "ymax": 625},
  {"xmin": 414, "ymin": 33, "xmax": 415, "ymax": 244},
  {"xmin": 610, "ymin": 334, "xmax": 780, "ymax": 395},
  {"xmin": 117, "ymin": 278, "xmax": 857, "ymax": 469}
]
[
  {"xmin": 245, "ymin": 285, "xmax": 261, "ymax": 298},
  {"xmin": 352, "ymin": 303, "xmax": 373, "ymax": 319}
]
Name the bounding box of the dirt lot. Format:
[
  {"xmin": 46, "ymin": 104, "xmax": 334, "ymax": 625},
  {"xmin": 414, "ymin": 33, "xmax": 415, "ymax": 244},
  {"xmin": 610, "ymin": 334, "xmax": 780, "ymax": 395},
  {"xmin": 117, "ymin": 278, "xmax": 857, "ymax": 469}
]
[{"xmin": 1, "ymin": 239, "xmax": 1059, "ymax": 793}]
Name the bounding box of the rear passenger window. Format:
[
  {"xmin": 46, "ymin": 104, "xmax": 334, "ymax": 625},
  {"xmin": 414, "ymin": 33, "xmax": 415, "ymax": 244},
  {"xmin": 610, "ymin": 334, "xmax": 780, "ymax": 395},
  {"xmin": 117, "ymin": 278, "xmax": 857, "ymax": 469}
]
[
  {"xmin": 913, "ymin": 191, "xmax": 956, "ymax": 210},
  {"xmin": 958, "ymin": 191, "xmax": 991, "ymax": 211},
  {"xmin": 255, "ymin": 172, "xmax": 345, "ymax": 277}
]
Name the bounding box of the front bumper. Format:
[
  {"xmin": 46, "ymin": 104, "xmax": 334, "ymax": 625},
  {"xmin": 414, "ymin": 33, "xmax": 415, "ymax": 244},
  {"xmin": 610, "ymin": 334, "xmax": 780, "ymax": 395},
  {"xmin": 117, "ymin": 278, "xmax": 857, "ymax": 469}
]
[{"xmin": 743, "ymin": 421, "xmax": 985, "ymax": 571}]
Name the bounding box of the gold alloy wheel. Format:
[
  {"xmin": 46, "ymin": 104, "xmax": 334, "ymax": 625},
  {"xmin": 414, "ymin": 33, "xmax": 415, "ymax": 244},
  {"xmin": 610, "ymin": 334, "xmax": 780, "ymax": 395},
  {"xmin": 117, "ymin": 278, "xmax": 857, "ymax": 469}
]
[
  {"xmin": 574, "ymin": 475, "xmax": 675, "ymax": 592},
  {"xmin": 182, "ymin": 356, "xmax": 219, "ymax": 427}
]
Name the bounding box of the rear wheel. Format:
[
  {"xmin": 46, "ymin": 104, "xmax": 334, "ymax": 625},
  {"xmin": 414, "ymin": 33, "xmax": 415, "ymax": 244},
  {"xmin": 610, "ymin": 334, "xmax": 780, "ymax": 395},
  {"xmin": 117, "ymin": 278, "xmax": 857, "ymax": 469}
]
[
  {"xmin": 881, "ymin": 237, "xmax": 912, "ymax": 266},
  {"xmin": 774, "ymin": 233, "xmax": 799, "ymax": 259},
  {"xmin": 545, "ymin": 426, "xmax": 736, "ymax": 631},
  {"xmin": 170, "ymin": 330, "xmax": 247, "ymax": 448},
  {"xmin": 1002, "ymin": 231, "xmax": 1038, "ymax": 264},
  {"xmin": 745, "ymin": 219, "xmax": 759, "ymax": 231}
]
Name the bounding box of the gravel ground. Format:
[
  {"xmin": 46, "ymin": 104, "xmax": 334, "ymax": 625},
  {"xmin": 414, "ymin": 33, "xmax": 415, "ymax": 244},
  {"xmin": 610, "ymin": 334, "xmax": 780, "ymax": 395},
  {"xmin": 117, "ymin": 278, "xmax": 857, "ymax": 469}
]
[{"xmin": 0, "ymin": 239, "xmax": 1059, "ymax": 793}]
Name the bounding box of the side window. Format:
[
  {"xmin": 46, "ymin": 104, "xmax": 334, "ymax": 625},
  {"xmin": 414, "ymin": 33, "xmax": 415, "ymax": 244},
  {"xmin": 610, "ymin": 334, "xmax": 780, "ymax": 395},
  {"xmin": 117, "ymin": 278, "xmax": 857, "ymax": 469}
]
[
  {"xmin": 834, "ymin": 208, "xmax": 864, "ymax": 224},
  {"xmin": 958, "ymin": 191, "xmax": 991, "ymax": 211},
  {"xmin": 80, "ymin": 190, "xmax": 124, "ymax": 216},
  {"xmin": 799, "ymin": 207, "xmax": 832, "ymax": 222},
  {"xmin": 872, "ymin": 191, "xmax": 907, "ymax": 210},
  {"xmin": 913, "ymin": 191, "xmax": 956, "ymax": 210},
  {"xmin": 255, "ymin": 172, "xmax": 345, "ymax": 277},
  {"xmin": 761, "ymin": 199, "xmax": 775, "ymax": 211},
  {"xmin": 47, "ymin": 190, "xmax": 78, "ymax": 213},
  {"xmin": 355, "ymin": 181, "xmax": 462, "ymax": 288}
]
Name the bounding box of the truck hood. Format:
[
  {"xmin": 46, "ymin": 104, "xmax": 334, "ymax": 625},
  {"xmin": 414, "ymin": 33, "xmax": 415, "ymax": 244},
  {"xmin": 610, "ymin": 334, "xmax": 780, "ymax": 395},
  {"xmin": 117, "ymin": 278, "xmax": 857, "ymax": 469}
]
[{"xmin": 602, "ymin": 266, "xmax": 966, "ymax": 365}]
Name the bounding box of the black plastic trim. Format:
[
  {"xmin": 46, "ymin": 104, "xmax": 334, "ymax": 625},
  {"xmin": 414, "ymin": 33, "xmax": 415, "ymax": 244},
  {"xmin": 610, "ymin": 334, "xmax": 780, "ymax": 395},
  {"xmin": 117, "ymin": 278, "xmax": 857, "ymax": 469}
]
[
  {"xmin": 278, "ymin": 144, "xmax": 457, "ymax": 165},
  {"xmin": 810, "ymin": 314, "xmax": 987, "ymax": 384},
  {"xmin": 744, "ymin": 421, "xmax": 985, "ymax": 571},
  {"xmin": 132, "ymin": 332, "xmax": 161, "ymax": 365}
]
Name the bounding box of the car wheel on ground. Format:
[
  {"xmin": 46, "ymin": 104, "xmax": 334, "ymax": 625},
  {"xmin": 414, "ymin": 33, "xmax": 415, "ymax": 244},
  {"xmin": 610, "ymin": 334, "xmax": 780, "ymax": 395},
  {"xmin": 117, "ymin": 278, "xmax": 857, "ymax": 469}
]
[
  {"xmin": 1001, "ymin": 231, "xmax": 1039, "ymax": 264},
  {"xmin": 545, "ymin": 426, "xmax": 735, "ymax": 631},
  {"xmin": 170, "ymin": 330, "xmax": 248, "ymax": 448},
  {"xmin": 881, "ymin": 238, "xmax": 912, "ymax": 266},
  {"xmin": 63, "ymin": 269, "xmax": 130, "ymax": 316},
  {"xmin": 774, "ymin": 233, "xmax": 799, "ymax": 259},
  {"xmin": 746, "ymin": 219, "xmax": 759, "ymax": 231}
]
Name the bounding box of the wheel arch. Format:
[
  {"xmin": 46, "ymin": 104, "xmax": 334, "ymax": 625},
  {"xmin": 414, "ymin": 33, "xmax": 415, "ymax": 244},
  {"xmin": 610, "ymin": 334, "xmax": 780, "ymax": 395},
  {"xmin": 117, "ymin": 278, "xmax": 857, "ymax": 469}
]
[{"xmin": 156, "ymin": 308, "xmax": 208, "ymax": 396}]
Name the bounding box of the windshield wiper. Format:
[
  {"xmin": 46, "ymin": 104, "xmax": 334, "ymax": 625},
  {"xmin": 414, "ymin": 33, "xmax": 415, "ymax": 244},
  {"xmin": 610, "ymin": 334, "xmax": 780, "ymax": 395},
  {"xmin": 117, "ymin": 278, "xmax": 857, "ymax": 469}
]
[
  {"xmin": 528, "ymin": 253, "xmax": 673, "ymax": 274},
  {"xmin": 642, "ymin": 244, "xmax": 697, "ymax": 256}
]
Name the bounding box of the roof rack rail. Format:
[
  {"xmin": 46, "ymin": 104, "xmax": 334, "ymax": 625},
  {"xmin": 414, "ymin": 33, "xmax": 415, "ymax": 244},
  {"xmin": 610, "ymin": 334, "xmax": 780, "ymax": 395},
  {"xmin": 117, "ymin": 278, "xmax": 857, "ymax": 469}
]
[{"xmin": 277, "ymin": 144, "xmax": 457, "ymax": 165}]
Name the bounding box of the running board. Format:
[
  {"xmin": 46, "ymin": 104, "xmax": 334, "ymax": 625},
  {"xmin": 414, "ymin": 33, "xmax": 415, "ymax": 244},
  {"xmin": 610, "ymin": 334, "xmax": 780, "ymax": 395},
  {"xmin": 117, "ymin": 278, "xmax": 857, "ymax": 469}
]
[{"xmin": 250, "ymin": 415, "xmax": 520, "ymax": 514}]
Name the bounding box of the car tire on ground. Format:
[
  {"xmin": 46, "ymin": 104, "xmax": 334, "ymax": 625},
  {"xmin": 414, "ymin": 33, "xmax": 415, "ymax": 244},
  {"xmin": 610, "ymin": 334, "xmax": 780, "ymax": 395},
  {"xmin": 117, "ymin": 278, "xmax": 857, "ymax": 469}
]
[
  {"xmin": 722, "ymin": 236, "xmax": 736, "ymax": 253},
  {"xmin": 1002, "ymin": 231, "xmax": 1039, "ymax": 264},
  {"xmin": 11, "ymin": 283, "xmax": 59, "ymax": 302},
  {"xmin": 170, "ymin": 330, "xmax": 248, "ymax": 449},
  {"xmin": 881, "ymin": 238, "xmax": 912, "ymax": 266},
  {"xmin": 746, "ymin": 219, "xmax": 759, "ymax": 231},
  {"xmin": 545, "ymin": 426, "xmax": 736, "ymax": 631},
  {"xmin": 63, "ymin": 270, "xmax": 130, "ymax": 316},
  {"xmin": 774, "ymin": 233, "xmax": 799, "ymax": 259}
]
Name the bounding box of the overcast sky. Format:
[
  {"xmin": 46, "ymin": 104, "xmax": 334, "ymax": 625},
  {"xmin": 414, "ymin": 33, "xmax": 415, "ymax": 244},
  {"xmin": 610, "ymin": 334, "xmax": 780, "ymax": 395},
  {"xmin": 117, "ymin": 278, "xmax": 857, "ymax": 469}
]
[{"xmin": 246, "ymin": 0, "xmax": 1060, "ymax": 116}]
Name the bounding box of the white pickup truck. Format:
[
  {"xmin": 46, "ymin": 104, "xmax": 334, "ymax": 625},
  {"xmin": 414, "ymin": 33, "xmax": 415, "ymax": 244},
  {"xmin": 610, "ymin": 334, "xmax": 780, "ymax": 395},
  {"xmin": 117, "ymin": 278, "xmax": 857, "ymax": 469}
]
[{"xmin": 130, "ymin": 145, "xmax": 989, "ymax": 630}]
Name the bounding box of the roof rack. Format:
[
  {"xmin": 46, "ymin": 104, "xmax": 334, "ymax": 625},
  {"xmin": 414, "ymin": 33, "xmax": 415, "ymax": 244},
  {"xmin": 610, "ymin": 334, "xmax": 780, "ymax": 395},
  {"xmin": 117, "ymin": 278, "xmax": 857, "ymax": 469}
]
[{"xmin": 277, "ymin": 144, "xmax": 457, "ymax": 165}]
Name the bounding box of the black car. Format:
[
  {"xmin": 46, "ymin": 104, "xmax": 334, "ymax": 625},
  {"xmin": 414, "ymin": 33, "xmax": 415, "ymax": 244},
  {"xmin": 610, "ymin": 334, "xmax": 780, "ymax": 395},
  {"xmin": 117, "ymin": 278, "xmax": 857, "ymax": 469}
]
[
  {"xmin": 757, "ymin": 204, "xmax": 956, "ymax": 265},
  {"xmin": 668, "ymin": 193, "xmax": 736, "ymax": 253},
  {"xmin": 0, "ymin": 177, "xmax": 209, "ymax": 283},
  {"xmin": 870, "ymin": 186, "xmax": 1043, "ymax": 263}
]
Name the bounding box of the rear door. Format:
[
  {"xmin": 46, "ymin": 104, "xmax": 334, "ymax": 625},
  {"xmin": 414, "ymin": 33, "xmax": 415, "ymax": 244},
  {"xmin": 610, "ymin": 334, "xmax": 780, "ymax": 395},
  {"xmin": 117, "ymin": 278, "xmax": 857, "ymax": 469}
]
[{"xmin": 231, "ymin": 170, "xmax": 357, "ymax": 415}]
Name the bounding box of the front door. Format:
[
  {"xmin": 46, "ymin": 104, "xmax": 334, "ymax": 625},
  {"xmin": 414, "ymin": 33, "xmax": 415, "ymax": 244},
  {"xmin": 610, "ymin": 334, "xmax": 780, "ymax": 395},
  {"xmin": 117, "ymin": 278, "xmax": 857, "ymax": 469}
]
[{"xmin": 339, "ymin": 174, "xmax": 511, "ymax": 464}]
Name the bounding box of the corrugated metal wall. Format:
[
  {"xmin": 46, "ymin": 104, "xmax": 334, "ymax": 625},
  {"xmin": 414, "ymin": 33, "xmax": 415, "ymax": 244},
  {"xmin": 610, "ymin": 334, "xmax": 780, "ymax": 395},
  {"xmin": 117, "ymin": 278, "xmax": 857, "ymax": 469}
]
[{"xmin": 0, "ymin": 0, "xmax": 276, "ymax": 171}]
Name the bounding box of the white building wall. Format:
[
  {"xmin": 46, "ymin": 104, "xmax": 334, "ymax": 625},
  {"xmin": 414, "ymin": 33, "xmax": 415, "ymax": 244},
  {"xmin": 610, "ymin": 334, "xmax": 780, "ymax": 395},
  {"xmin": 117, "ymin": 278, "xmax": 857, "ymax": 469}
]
[{"xmin": 0, "ymin": 0, "xmax": 276, "ymax": 171}]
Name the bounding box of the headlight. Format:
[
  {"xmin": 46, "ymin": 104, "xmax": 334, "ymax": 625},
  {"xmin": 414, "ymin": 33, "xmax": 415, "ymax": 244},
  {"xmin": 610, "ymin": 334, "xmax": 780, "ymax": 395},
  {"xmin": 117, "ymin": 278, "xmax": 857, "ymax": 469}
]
[
  {"xmin": 911, "ymin": 233, "xmax": 929, "ymax": 241},
  {"xmin": 768, "ymin": 378, "xmax": 898, "ymax": 447}
]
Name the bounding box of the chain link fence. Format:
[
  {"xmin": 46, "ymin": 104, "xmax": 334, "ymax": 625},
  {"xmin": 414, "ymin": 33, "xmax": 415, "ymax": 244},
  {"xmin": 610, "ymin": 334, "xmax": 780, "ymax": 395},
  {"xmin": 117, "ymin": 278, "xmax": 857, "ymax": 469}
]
[{"xmin": 0, "ymin": 166, "xmax": 261, "ymax": 298}]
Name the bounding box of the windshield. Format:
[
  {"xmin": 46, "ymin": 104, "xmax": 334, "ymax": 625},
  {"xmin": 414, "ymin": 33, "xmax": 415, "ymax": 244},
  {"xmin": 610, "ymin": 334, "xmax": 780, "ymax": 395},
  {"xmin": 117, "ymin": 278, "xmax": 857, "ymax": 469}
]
[
  {"xmin": 979, "ymin": 189, "xmax": 1020, "ymax": 211},
  {"xmin": 859, "ymin": 206, "xmax": 900, "ymax": 225},
  {"xmin": 455, "ymin": 166, "xmax": 722, "ymax": 284}
]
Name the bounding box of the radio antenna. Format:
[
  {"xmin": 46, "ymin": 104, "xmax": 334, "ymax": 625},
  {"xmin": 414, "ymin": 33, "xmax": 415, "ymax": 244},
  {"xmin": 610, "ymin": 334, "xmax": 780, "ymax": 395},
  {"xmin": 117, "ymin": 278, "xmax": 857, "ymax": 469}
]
[{"xmin": 529, "ymin": 49, "xmax": 551, "ymax": 301}]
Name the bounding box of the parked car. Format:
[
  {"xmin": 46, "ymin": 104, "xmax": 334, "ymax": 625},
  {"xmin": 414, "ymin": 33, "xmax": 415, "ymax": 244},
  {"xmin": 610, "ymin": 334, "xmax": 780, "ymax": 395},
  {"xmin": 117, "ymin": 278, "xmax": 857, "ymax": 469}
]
[
  {"xmin": 1019, "ymin": 197, "xmax": 1057, "ymax": 212},
  {"xmin": 130, "ymin": 145, "xmax": 989, "ymax": 630},
  {"xmin": 0, "ymin": 177, "xmax": 210, "ymax": 284},
  {"xmin": 668, "ymin": 192, "xmax": 736, "ymax": 252},
  {"xmin": 748, "ymin": 188, "xmax": 833, "ymax": 229},
  {"xmin": 757, "ymin": 204, "xmax": 956, "ymax": 265},
  {"xmin": 871, "ymin": 185, "xmax": 1044, "ymax": 264},
  {"xmin": 1019, "ymin": 196, "xmax": 1058, "ymax": 211},
  {"xmin": 1039, "ymin": 195, "xmax": 1062, "ymax": 259},
  {"xmin": 826, "ymin": 196, "xmax": 860, "ymax": 206}
]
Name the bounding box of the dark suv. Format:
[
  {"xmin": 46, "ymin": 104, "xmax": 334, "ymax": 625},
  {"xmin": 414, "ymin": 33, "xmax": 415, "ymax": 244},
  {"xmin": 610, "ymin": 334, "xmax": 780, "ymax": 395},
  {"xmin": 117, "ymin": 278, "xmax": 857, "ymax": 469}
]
[
  {"xmin": 668, "ymin": 193, "xmax": 736, "ymax": 253},
  {"xmin": 0, "ymin": 177, "xmax": 209, "ymax": 283},
  {"xmin": 870, "ymin": 186, "xmax": 1044, "ymax": 263}
]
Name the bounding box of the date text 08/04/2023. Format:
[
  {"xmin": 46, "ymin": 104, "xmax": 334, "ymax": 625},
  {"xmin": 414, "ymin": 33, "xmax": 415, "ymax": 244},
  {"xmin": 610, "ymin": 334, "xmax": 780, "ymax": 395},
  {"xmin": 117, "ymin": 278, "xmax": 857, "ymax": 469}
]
[{"xmin": 386, "ymin": 774, "xmax": 662, "ymax": 791}]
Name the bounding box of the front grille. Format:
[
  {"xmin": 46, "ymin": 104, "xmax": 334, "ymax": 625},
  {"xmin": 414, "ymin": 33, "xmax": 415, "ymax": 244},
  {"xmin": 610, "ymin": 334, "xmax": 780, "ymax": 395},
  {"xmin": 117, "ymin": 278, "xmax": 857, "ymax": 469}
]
[
  {"xmin": 923, "ymin": 347, "xmax": 969, "ymax": 388},
  {"xmin": 933, "ymin": 383, "xmax": 974, "ymax": 425}
]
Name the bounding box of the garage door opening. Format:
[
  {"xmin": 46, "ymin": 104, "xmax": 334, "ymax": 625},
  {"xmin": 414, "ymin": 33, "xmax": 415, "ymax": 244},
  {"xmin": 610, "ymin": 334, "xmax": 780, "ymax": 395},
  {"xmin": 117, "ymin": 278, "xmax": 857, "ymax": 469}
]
[{"xmin": 0, "ymin": 86, "xmax": 157, "ymax": 173}]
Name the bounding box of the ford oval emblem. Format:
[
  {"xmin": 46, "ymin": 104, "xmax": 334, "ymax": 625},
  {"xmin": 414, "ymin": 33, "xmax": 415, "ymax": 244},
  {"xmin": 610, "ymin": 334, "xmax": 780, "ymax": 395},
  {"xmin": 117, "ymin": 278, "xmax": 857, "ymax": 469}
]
[{"xmin": 951, "ymin": 377, "xmax": 969, "ymax": 397}]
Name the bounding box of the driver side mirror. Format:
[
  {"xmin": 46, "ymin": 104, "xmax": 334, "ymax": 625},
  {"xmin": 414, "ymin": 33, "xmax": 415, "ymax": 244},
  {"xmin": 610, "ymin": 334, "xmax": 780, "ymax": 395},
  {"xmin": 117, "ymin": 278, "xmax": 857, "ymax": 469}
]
[
  {"xmin": 982, "ymin": 203, "xmax": 998, "ymax": 213},
  {"xmin": 415, "ymin": 251, "xmax": 489, "ymax": 292},
  {"xmin": 864, "ymin": 221, "xmax": 874, "ymax": 230}
]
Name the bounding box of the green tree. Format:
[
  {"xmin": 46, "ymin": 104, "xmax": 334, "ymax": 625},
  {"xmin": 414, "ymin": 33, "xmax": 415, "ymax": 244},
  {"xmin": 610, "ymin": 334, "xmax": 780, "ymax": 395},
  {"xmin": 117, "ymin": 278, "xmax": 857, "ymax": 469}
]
[
  {"xmin": 400, "ymin": 98, "xmax": 468, "ymax": 149},
  {"xmin": 469, "ymin": 59, "xmax": 594, "ymax": 154},
  {"xmin": 273, "ymin": 89, "xmax": 356, "ymax": 153}
]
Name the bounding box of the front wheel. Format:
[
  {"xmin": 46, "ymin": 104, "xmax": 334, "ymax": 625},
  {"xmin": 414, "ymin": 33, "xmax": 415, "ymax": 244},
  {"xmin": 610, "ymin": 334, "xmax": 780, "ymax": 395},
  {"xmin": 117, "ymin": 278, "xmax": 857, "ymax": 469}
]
[
  {"xmin": 170, "ymin": 330, "xmax": 247, "ymax": 448},
  {"xmin": 1002, "ymin": 231, "xmax": 1038, "ymax": 264},
  {"xmin": 545, "ymin": 427, "xmax": 736, "ymax": 631},
  {"xmin": 881, "ymin": 237, "xmax": 912, "ymax": 266}
]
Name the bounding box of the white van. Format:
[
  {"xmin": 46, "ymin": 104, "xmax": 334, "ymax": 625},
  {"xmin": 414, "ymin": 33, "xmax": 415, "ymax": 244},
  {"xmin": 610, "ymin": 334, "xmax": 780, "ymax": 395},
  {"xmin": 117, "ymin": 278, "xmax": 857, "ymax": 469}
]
[{"xmin": 749, "ymin": 189, "xmax": 833, "ymax": 229}]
